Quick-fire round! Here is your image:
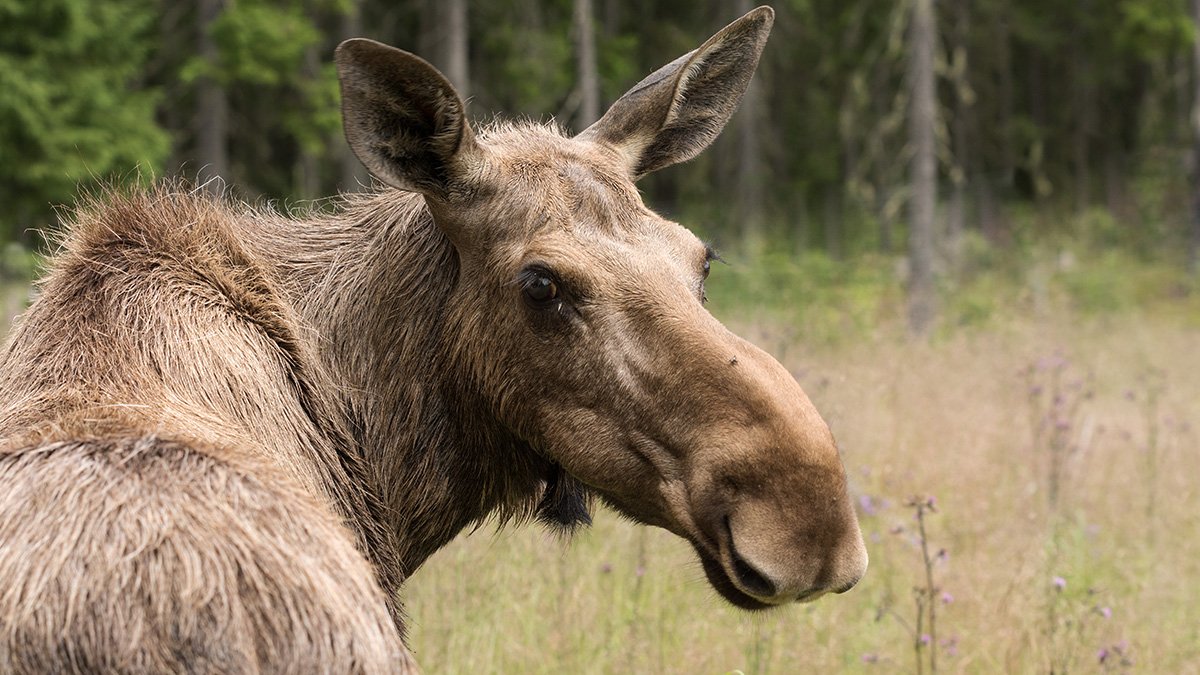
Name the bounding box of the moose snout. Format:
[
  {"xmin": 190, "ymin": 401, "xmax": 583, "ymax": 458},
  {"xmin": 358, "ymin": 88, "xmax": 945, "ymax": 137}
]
[{"xmin": 670, "ymin": 323, "xmax": 869, "ymax": 608}]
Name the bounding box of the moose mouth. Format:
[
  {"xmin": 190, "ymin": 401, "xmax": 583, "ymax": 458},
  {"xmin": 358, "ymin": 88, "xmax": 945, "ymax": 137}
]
[
  {"xmin": 692, "ymin": 516, "xmax": 790, "ymax": 611},
  {"xmin": 696, "ymin": 549, "xmax": 774, "ymax": 610}
]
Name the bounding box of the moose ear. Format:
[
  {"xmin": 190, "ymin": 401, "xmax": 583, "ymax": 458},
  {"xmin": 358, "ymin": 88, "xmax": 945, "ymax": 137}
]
[
  {"xmin": 336, "ymin": 38, "xmax": 481, "ymax": 198},
  {"xmin": 577, "ymin": 6, "xmax": 773, "ymax": 179}
]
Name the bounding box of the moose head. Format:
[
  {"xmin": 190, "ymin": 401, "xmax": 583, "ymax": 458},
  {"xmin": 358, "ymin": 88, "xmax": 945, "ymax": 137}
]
[{"xmin": 335, "ymin": 6, "xmax": 867, "ymax": 609}]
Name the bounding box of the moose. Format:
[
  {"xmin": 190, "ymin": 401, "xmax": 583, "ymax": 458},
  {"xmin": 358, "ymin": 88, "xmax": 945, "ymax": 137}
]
[{"xmin": 0, "ymin": 6, "xmax": 866, "ymax": 673}]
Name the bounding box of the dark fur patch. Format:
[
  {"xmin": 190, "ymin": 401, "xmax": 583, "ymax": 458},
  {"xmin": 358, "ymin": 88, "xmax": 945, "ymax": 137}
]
[{"xmin": 535, "ymin": 465, "xmax": 593, "ymax": 531}]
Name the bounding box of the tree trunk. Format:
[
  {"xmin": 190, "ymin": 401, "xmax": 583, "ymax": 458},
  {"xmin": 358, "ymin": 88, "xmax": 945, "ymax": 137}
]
[
  {"xmin": 1073, "ymin": 3, "xmax": 1092, "ymax": 213},
  {"xmin": 602, "ymin": 0, "xmax": 620, "ymax": 38},
  {"xmin": 908, "ymin": 0, "xmax": 938, "ymax": 335},
  {"xmin": 297, "ymin": 30, "xmax": 321, "ymax": 200},
  {"xmin": 823, "ymin": 192, "xmax": 842, "ymax": 258},
  {"xmin": 998, "ymin": 9, "xmax": 1015, "ymax": 188},
  {"xmin": 158, "ymin": 0, "xmax": 190, "ymax": 175},
  {"xmin": 879, "ymin": 188, "xmax": 894, "ymax": 253},
  {"xmin": 947, "ymin": 0, "xmax": 971, "ymax": 268},
  {"xmin": 1192, "ymin": 0, "xmax": 1200, "ymax": 273},
  {"xmin": 419, "ymin": 0, "xmax": 468, "ymax": 98},
  {"xmin": 733, "ymin": 0, "xmax": 765, "ymax": 249},
  {"xmin": 338, "ymin": 0, "xmax": 369, "ymax": 192},
  {"xmin": 573, "ymin": 0, "xmax": 600, "ymax": 130},
  {"xmin": 195, "ymin": 0, "xmax": 228, "ymax": 186},
  {"xmin": 443, "ymin": 0, "xmax": 469, "ymax": 99}
]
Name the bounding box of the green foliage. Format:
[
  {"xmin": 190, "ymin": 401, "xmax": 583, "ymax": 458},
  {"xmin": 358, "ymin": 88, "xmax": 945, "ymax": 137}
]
[
  {"xmin": 0, "ymin": 242, "xmax": 36, "ymax": 281},
  {"xmin": 183, "ymin": 1, "xmax": 320, "ymax": 86},
  {"xmin": 2, "ymin": 0, "xmax": 1199, "ymax": 284},
  {"xmin": 705, "ymin": 208, "xmax": 1200, "ymax": 341},
  {"xmin": 707, "ymin": 248, "xmax": 900, "ymax": 345},
  {"xmin": 1117, "ymin": 0, "xmax": 1194, "ymax": 59},
  {"xmin": 1057, "ymin": 249, "xmax": 1194, "ymax": 313},
  {"xmin": 474, "ymin": 1, "xmax": 574, "ymax": 117},
  {"xmin": 596, "ymin": 33, "xmax": 639, "ymax": 104},
  {"xmin": 0, "ymin": 0, "xmax": 167, "ymax": 240},
  {"xmin": 285, "ymin": 63, "xmax": 344, "ymax": 156}
]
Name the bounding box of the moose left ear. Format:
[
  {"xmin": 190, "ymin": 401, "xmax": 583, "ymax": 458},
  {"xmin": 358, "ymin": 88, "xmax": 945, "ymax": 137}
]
[
  {"xmin": 576, "ymin": 6, "xmax": 774, "ymax": 179},
  {"xmin": 335, "ymin": 38, "xmax": 481, "ymax": 200}
]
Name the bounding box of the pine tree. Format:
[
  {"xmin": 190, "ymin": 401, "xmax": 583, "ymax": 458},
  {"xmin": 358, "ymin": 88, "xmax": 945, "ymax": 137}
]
[{"xmin": 0, "ymin": 0, "xmax": 168, "ymax": 241}]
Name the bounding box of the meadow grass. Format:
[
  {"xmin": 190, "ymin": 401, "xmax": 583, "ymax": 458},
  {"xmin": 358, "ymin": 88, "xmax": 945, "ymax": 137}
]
[{"xmin": 403, "ymin": 307, "xmax": 1199, "ymax": 674}]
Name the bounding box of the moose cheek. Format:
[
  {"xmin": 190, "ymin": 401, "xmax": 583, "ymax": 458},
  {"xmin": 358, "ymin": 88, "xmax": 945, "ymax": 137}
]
[{"xmin": 541, "ymin": 413, "xmax": 659, "ymax": 493}]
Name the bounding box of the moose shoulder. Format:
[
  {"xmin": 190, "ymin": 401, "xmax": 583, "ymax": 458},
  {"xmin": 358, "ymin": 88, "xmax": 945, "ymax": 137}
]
[{"xmin": 0, "ymin": 6, "xmax": 865, "ymax": 672}]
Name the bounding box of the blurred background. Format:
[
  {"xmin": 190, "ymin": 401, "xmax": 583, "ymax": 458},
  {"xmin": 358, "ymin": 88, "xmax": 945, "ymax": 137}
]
[
  {"xmin": 3, "ymin": 0, "xmax": 1199, "ymax": 330},
  {"xmin": 2, "ymin": 0, "xmax": 1198, "ymax": 672}
]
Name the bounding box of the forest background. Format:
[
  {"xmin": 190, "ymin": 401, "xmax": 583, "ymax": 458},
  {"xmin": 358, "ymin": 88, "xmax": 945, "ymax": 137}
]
[
  {"xmin": 3, "ymin": 0, "xmax": 1199, "ymax": 672},
  {"xmin": 5, "ymin": 0, "xmax": 1199, "ymax": 320}
]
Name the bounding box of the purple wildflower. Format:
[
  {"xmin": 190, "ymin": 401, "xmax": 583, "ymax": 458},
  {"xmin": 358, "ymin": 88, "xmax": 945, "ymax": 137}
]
[{"xmin": 1052, "ymin": 576, "xmax": 1067, "ymax": 591}]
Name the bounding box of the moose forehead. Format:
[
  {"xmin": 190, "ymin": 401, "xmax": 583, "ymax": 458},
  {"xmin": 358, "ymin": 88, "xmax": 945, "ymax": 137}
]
[{"xmin": 472, "ymin": 125, "xmax": 706, "ymax": 270}]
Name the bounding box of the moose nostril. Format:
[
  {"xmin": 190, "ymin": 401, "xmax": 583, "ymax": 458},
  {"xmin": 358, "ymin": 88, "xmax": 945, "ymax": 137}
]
[
  {"xmin": 731, "ymin": 551, "xmax": 776, "ymax": 598},
  {"xmin": 724, "ymin": 516, "xmax": 777, "ymax": 598}
]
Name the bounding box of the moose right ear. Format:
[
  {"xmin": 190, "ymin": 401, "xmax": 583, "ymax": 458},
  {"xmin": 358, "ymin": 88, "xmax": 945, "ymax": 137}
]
[
  {"xmin": 576, "ymin": 6, "xmax": 774, "ymax": 179},
  {"xmin": 335, "ymin": 39, "xmax": 481, "ymax": 198}
]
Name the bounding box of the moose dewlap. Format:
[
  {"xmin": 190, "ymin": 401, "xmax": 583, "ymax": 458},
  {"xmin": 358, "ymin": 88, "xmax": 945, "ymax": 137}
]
[{"xmin": 0, "ymin": 6, "xmax": 865, "ymax": 673}]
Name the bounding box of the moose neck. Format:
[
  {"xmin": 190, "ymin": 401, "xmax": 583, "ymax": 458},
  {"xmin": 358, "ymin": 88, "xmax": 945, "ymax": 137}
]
[{"xmin": 279, "ymin": 190, "xmax": 553, "ymax": 577}]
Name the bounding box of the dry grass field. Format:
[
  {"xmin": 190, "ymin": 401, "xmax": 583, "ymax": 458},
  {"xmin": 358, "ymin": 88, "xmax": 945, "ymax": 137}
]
[
  {"xmin": 2, "ymin": 279, "xmax": 1197, "ymax": 674},
  {"xmin": 403, "ymin": 310, "xmax": 1200, "ymax": 674}
]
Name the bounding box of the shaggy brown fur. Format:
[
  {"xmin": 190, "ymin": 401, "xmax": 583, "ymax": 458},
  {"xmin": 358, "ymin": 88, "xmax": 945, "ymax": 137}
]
[
  {"xmin": 0, "ymin": 188, "xmax": 414, "ymax": 672},
  {"xmin": 0, "ymin": 7, "xmax": 866, "ymax": 672}
]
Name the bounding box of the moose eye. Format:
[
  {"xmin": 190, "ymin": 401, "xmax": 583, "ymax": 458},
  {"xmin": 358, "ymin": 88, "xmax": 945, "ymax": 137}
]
[{"xmin": 523, "ymin": 273, "xmax": 559, "ymax": 306}]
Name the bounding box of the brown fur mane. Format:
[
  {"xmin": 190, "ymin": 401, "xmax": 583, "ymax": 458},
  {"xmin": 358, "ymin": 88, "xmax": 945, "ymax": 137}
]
[{"xmin": 2, "ymin": 183, "xmax": 404, "ymax": 616}]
